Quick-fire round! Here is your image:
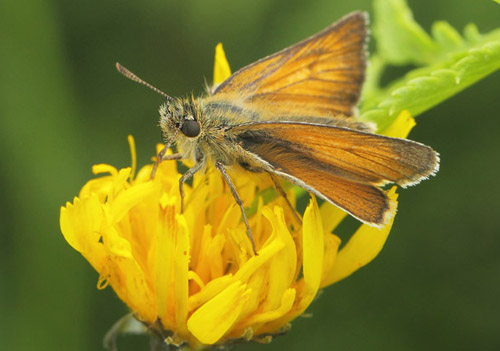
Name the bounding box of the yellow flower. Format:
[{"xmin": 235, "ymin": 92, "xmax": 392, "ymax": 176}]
[{"xmin": 60, "ymin": 44, "xmax": 415, "ymax": 350}]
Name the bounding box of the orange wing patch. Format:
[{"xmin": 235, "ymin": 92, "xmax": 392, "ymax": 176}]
[{"xmin": 214, "ymin": 12, "xmax": 367, "ymax": 118}]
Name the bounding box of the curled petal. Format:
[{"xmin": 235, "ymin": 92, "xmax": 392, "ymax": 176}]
[{"xmin": 187, "ymin": 281, "xmax": 248, "ymax": 345}]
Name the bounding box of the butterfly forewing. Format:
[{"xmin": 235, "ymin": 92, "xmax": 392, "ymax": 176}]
[{"xmin": 213, "ymin": 12, "xmax": 367, "ymax": 118}]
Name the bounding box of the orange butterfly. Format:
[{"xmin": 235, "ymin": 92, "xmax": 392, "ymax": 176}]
[{"xmin": 116, "ymin": 12, "xmax": 439, "ymax": 254}]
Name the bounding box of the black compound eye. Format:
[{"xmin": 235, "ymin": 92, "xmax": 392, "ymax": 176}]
[{"xmin": 181, "ymin": 120, "xmax": 201, "ymax": 137}]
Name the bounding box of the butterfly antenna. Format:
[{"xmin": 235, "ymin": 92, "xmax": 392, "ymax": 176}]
[{"xmin": 115, "ymin": 62, "xmax": 173, "ymax": 101}]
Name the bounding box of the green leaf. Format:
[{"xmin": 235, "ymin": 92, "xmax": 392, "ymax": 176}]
[
  {"xmin": 361, "ymin": 0, "xmax": 500, "ymax": 131},
  {"xmin": 373, "ymin": 0, "xmax": 439, "ymax": 65},
  {"xmin": 432, "ymin": 21, "xmax": 464, "ymax": 51}
]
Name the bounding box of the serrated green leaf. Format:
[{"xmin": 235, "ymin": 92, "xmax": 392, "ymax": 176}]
[
  {"xmin": 463, "ymin": 23, "xmax": 482, "ymax": 44},
  {"xmin": 432, "ymin": 21, "xmax": 464, "ymax": 51},
  {"xmin": 373, "ymin": 0, "xmax": 439, "ymax": 65},
  {"xmin": 361, "ymin": 39, "xmax": 500, "ymax": 130},
  {"xmin": 361, "ymin": 0, "xmax": 500, "ymax": 131}
]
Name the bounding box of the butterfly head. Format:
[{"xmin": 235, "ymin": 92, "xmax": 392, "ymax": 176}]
[{"xmin": 159, "ymin": 97, "xmax": 202, "ymax": 141}]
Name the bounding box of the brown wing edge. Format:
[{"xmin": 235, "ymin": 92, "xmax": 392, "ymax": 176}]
[
  {"xmin": 213, "ymin": 11, "xmax": 368, "ymax": 109},
  {"xmin": 272, "ymin": 169, "xmax": 397, "ymax": 228}
]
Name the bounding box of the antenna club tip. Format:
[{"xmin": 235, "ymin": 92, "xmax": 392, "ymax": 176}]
[{"xmin": 115, "ymin": 62, "xmax": 123, "ymax": 72}]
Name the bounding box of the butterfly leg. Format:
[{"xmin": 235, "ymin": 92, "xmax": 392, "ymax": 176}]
[
  {"xmin": 150, "ymin": 129, "xmax": 182, "ymax": 179},
  {"xmin": 161, "ymin": 153, "xmax": 183, "ymax": 161},
  {"xmin": 150, "ymin": 150, "xmax": 182, "ymax": 179},
  {"xmin": 215, "ymin": 162, "xmax": 258, "ymax": 256},
  {"xmin": 269, "ymin": 174, "xmax": 302, "ymax": 224},
  {"xmin": 179, "ymin": 160, "xmax": 205, "ymax": 213}
]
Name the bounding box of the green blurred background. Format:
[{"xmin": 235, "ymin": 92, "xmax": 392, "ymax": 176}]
[{"xmin": 1, "ymin": 0, "xmax": 499, "ymax": 350}]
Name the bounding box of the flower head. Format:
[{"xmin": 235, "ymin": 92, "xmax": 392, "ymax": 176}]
[{"xmin": 60, "ymin": 44, "xmax": 414, "ymax": 350}]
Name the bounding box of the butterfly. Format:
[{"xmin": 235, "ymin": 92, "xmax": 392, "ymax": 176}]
[{"xmin": 116, "ymin": 12, "xmax": 439, "ymax": 254}]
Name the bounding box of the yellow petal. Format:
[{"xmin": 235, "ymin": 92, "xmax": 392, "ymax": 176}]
[
  {"xmin": 92, "ymin": 163, "xmax": 118, "ymax": 176},
  {"xmin": 233, "ymin": 232, "xmax": 284, "ymax": 283},
  {"xmin": 174, "ymin": 214, "xmax": 190, "ymax": 334},
  {"xmin": 319, "ymin": 233, "xmax": 341, "ymax": 288},
  {"xmin": 110, "ymin": 181, "xmax": 158, "ymax": 223},
  {"xmin": 183, "ymin": 183, "xmax": 210, "ymax": 244},
  {"xmin": 217, "ymin": 202, "xmax": 242, "ymax": 236},
  {"xmin": 322, "ymin": 187, "xmax": 399, "ymax": 286},
  {"xmin": 155, "ymin": 200, "xmax": 176, "ymax": 328},
  {"xmin": 297, "ymin": 196, "xmax": 324, "ymax": 309},
  {"xmin": 60, "ymin": 194, "xmax": 106, "ymax": 269},
  {"xmin": 105, "ymin": 255, "xmax": 156, "ymax": 324},
  {"xmin": 188, "ymin": 274, "xmax": 234, "ymax": 312},
  {"xmin": 207, "ymin": 233, "xmax": 226, "ymax": 279},
  {"xmin": 247, "ymin": 288, "xmax": 296, "ymax": 326},
  {"xmin": 257, "ymin": 207, "xmax": 296, "ymax": 311},
  {"xmin": 213, "ymin": 43, "xmax": 232, "ymax": 86},
  {"xmin": 79, "ymin": 175, "xmax": 115, "ymax": 200},
  {"xmin": 187, "ymin": 281, "xmax": 248, "ymax": 344},
  {"xmin": 319, "ymin": 202, "xmax": 347, "ymax": 233},
  {"xmin": 187, "ymin": 270, "xmax": 205, "ymax": 290},
  {"xmin": 191, "ymin": 225, "xmax": 215, "ymax": 285},
  {"xmin": 102, "ymin": 224, "xmax": 134, "ymax": 259},
  {"xmin": 381, "ymin": 110, "xmax": 416, "ymax": 138},
  {"xmin": 236, "ymin": 265, "xmax": 267, "ymax": 328}
]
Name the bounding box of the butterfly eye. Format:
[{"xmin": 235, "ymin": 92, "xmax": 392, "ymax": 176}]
[{"xmin": 181, "ymin": 120, "xmax": 201, "ymax": 137}]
